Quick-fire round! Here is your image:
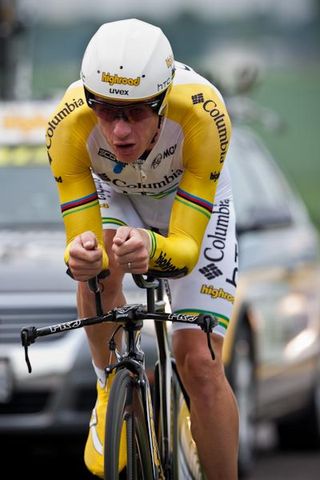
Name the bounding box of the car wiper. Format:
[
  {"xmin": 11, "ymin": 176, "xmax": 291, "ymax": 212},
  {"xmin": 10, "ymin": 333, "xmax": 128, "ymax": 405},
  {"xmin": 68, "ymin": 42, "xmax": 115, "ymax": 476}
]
[{"xmin": 236, "ymin": 209, "xmax": 293, "ymax": 235}]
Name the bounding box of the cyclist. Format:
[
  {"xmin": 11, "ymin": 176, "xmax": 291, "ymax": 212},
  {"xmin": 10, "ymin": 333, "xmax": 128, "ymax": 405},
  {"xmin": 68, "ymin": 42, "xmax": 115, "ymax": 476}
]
[{"xmin": 46, "ymin": 18, "xmax": 239, "ymax": 480}]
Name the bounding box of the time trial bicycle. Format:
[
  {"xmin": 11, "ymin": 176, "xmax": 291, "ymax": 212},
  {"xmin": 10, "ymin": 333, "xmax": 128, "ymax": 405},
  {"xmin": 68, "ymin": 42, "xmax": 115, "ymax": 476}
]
[{"xmin": 21, "ymin": 272, "xmax": 217, "ymax": 480}]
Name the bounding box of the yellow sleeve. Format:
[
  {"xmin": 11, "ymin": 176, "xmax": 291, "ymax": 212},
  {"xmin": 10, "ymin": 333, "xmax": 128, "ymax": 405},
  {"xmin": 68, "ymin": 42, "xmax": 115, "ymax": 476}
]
[
  {"xmin": 46, "ymin": 83, "xmax": 108, "ymax": 269},
  {"xmin": 147, "ymin": 84, "xmax": 231, "ymax": 277}
]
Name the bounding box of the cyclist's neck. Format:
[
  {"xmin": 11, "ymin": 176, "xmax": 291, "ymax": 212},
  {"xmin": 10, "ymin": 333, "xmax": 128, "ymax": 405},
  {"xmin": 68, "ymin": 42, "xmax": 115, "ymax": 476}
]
[{"xmin": 142, "ymin": 116, "xmax": 163, "ymax": 158}]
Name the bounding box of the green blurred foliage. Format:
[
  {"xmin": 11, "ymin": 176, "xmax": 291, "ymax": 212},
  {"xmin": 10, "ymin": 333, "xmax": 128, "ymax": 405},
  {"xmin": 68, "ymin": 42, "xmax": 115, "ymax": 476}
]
[{"xmin": 250, "ymin": 67, "xmax": 320, "ymax": 231}]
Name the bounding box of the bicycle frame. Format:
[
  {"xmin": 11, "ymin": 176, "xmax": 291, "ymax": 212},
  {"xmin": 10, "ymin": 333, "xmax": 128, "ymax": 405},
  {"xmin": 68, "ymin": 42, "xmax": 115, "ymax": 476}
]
[
  {"xmin": 133, "ymin": 274, "xmax": 183, "ymax": 477},
  {"xmin": 105, "ymin": 277, "xmax": 166, "ymax": 477},
  {"xmin": 21, "ymin": 273, "xmax": 217, "ymax": 479},
  {"xmin": 104, "ymin": 274, "xmax": 182, "ymax": 478}
]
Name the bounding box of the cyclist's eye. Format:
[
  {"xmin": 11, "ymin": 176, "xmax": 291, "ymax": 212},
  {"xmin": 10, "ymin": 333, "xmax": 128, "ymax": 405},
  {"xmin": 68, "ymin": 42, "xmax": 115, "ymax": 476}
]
[
  {"xmin": 94, "ymin": 106, "xmax": 118, "ymax": 122},
  {"xmin": 92, "ymin": 103, "xmax": 154, "ymax": 122},
  {"xmin": 127, "ymin": 106, "xmax": 152, "ymax": 121}
]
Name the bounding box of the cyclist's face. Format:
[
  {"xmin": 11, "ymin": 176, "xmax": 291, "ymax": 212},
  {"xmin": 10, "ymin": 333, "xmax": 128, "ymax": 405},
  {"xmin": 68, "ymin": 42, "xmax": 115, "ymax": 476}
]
[{"xmin": 91, "ymin": 98, "xmax": 160, "ymax": 163}]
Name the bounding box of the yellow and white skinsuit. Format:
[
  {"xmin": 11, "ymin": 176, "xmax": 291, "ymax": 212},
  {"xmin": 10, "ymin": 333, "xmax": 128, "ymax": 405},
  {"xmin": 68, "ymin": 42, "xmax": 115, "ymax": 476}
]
[
  {"xmin": 47, "ymin": 60, "xmax": 238, "ymax": 336},
  {"xmin": 46, "ymin": 60, "xmax": 238, "ymax": 477}
]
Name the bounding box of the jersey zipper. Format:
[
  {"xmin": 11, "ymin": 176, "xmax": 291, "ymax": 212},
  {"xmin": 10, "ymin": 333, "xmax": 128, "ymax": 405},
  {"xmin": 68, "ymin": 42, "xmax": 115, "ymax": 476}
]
[{"xmin": 134, "ymin": 159, "xmax": 147, "ymax": 193}]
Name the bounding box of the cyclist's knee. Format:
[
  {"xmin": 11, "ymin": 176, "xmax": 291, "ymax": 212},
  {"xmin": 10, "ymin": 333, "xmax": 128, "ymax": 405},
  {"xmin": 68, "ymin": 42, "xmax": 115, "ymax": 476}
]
[
  {"xmin": 100, "ymin": 268, "xmax": 124, "ymax": 297},
  {"xmin": 173, "ymin": 330, "xmax": 226, "ymax": 400}
]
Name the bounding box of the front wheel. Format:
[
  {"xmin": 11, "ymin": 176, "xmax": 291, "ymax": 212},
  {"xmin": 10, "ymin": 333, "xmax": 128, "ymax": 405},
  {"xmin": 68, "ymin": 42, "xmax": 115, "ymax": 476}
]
[
  {"xmin": 154, "ymin": 361, "xmax": 203, "ymax": 479},
  {"xmin": 154, "ymin": 363, "xmax": 181, "ymax": 478},
  {"xmin": 104, "ymin": 368, "xmax": 155, "ymax": 480}
]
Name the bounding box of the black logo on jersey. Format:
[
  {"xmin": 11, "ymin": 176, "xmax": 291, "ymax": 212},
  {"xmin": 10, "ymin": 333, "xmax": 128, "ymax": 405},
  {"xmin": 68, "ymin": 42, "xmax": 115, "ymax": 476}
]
[
  {"xmin": 95, "ymin": 169, "xmax": 183, "ymax": 193},
  {"xmin": 151, "ymin": 154, "xmax": 162, "ymax": 169},
  {"xmin": 199, "ymin": 263, "xmax": 223, "ymax": 280},
  {"xmin": 204, "ymin": 199, "xmax": 230, "ymax": 262},
  {"xmin": 98, "ymin": 148, "xmax": 117, "ymax": 163},
  {"xmin": 210, "ymin": 171, "xmax": 220, "ymax": 182},
  {"xmin": 226, "ymin": 243, "xmax": 239, "ymax": 288},
  {"xmin": 192, "ymin": 93, "xmax": 204, "ymax": 104},
  {"xmin": 203, "ymin": 100, "xmax": 229, "ymax": 164},
  {"xmin": 154, "ymin": 251, "xmax": 185, "ymax": 276},
  {"xmin": 151, "ymin": 144, "xmax": 177, "ymax": 169}
]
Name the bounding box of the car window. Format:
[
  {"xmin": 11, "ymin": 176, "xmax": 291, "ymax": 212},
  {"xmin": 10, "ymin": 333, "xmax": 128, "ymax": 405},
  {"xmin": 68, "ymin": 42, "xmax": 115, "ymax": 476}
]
[
  {"xmin": 0, "ymin": 145, "xmax": 62, "ymax": 227},
  {"xmin": 229, "ymin": 128, "xmax": 294, "ymax": 229}
]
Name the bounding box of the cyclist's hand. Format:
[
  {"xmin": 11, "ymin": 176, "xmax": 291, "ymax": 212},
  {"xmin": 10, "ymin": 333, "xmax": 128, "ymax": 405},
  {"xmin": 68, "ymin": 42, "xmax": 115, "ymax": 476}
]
[
  {"xmin": 68, "ymin": 231, "xmax": 103, "ymax": 281},
  {"xmin": 112, "ymin": 227, "xmax": 150, "ymax": 273}
]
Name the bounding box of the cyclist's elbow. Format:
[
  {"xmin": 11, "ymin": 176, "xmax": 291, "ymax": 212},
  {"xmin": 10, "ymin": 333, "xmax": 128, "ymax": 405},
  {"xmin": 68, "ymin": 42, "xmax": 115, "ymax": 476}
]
[
  {"xmin": 183, "ymin": 242, "xmax": 200, "ymax": 274},
  {"xmin": 148, "ymin": 237, "xmax": 199, "ymax": 279}
]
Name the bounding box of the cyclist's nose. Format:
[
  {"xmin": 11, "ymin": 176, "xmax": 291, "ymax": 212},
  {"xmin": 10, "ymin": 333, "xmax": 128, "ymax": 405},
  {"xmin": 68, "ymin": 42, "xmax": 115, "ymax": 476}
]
[{"xmin": 112, "ymin": 117, "xmax": 133, "ymax": 137}]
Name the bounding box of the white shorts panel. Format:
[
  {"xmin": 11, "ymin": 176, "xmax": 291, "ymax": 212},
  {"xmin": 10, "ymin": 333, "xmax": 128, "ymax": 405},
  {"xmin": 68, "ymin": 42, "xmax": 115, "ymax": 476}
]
[
  {"xmin": 169, "ymin": 198, "xmax": 238, "ymax": 336},
  {"xmin": 93, "ymin": 173, "xmax": 145, "ymax": 229}
]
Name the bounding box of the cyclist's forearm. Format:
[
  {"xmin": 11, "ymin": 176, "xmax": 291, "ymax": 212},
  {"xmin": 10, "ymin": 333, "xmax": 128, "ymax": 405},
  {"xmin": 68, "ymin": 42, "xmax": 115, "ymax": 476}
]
[
  {"xmin": 144, "ymin": 183, "xmax": 214, "ymax": 276},
  {"xmin": 145, "ymin": 230, "xmax": 199, "ymax": 276}
]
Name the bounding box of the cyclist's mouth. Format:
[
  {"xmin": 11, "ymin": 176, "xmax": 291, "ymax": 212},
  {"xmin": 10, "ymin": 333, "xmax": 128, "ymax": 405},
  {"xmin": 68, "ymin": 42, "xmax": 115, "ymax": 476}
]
[{"xmin": 113, "ymin": 143, "xmax": 137, "ymax": 159}]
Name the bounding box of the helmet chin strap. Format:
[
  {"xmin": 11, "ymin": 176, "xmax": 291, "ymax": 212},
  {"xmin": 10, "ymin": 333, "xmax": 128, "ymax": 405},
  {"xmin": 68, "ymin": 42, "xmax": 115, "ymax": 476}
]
[{"xmin": 141, "ymin": 116, "xmax": 163, "ymax": 159}]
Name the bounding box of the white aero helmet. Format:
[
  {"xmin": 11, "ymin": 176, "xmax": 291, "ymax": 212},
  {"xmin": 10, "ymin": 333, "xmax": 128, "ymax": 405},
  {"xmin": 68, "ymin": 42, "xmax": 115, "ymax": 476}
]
[{"xmin": 81, "ymin": 18, "xmax": 175, "ymax": 108}]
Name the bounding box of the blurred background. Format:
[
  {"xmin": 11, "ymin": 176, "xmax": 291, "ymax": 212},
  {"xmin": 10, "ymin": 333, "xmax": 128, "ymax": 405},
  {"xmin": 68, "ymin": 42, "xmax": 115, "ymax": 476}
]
[
  {"xmin": 1, "ymin": 1, "xmax": 320, "ymax": 479},
  {"xmin": 1, "ymin": 0, "xmax": 319, "ymax": 230}
]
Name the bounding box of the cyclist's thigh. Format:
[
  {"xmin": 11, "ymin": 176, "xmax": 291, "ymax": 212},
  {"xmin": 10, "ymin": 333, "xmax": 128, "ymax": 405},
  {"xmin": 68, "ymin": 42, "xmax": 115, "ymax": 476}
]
[{"xmin": 169, "ymin": 194, "xmax": 238, "ymax": 337}]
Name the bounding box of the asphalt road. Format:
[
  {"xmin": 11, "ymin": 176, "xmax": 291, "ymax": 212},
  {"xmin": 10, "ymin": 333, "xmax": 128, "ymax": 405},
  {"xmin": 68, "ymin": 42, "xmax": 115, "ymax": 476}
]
[
  {"xmin": 2, "ymin": 424, "xmax": 320, "ymax": 479},
  {"xmin": 247, "ymin": 422, "xmax": 320, "ymax": 480},
  {"xmin": 249, "ymin": 450, "xmax": 320, "ymax": 480}
]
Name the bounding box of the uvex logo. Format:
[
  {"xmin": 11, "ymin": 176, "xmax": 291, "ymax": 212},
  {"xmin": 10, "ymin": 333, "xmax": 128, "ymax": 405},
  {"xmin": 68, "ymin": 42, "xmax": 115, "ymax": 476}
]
[{"xmin": 109, "ymin": 88, "xmax": 129, "ymax": 96}]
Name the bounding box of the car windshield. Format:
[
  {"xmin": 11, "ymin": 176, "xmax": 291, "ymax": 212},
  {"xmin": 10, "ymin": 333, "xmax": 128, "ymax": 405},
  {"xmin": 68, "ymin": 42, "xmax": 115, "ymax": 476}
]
[
  {"xmin": 0, "ymin": 145, "xmax": 62, "ymax": 228},
  {"xmin": 228, "ymin": 128, "xmax": 294, "ymax": 227}
]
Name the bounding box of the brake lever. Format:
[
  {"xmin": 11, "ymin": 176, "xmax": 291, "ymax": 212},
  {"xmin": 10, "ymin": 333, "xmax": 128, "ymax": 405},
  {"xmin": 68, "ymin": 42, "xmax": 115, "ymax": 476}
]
[
  {"xmin": 87, "ymin": 270, "xmax": 110, "ymax": 316},
  {"xmin": 21, "ymin": 327, "xmax": 37, "ymax": 373}
]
